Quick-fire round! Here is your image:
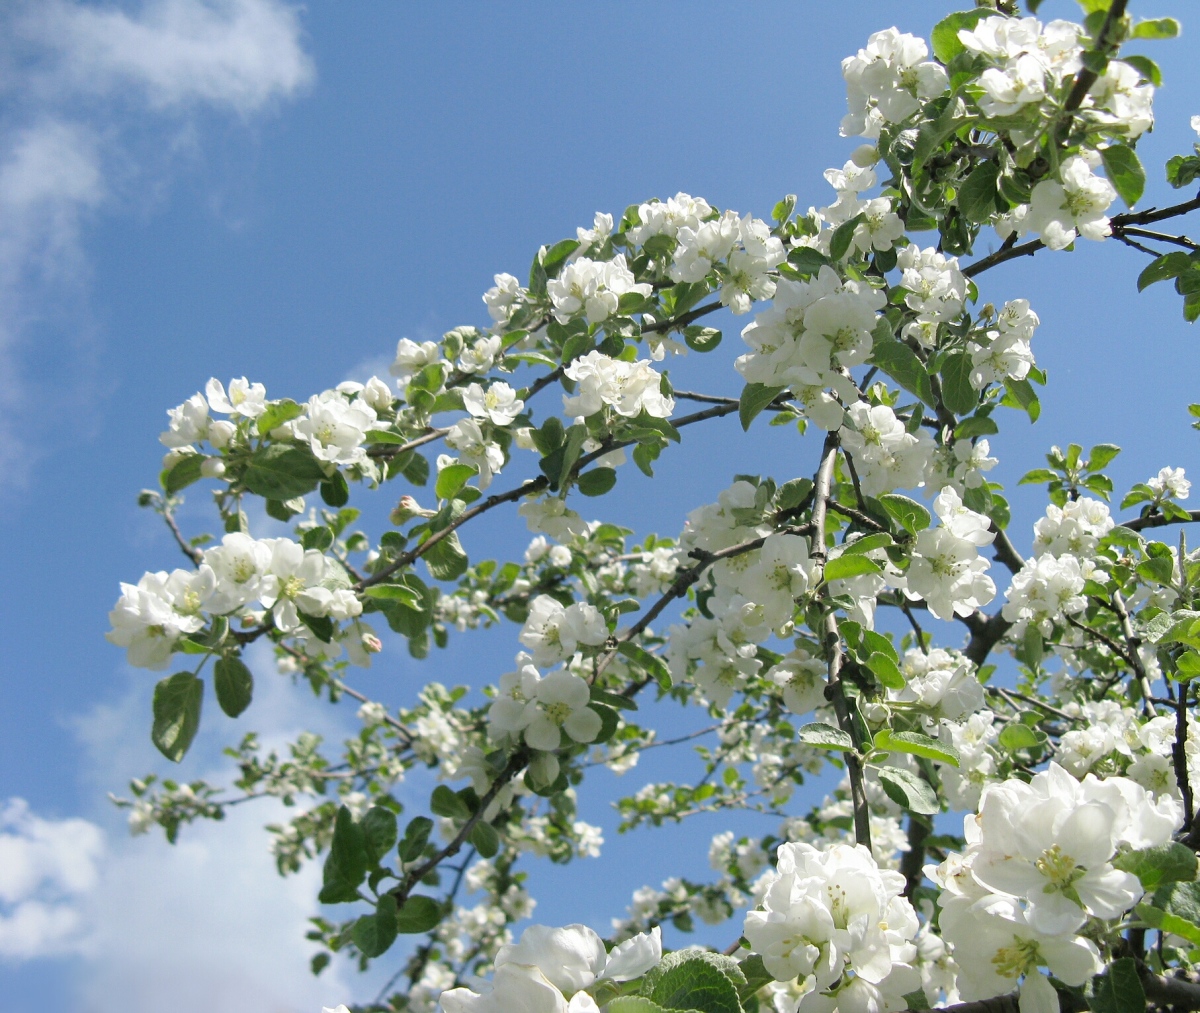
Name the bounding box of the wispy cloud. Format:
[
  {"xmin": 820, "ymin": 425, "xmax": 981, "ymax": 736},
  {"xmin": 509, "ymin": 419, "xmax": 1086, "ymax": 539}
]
[
  {"xmin": 0, "ymin": 0, "xmax": 314, "ymax": 479},
  {"xmin": 11, "ymin": 642, "xmax": 366, "ymax": 1008},
  {"xmin": 0, "ymin": 798, "xmax": 104, "ymax": 960}
]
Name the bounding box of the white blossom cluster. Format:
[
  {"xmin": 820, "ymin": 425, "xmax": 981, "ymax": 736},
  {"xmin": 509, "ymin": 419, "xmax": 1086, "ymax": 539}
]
[
  {"xmin": 736, "ymin": 266, "xmax": 885, "ymax": 430},
  {"xmin": 107, "ymin": 533, "xmax": 363, "ymax": 669},
  {"xmin": 841, "ymin": 29, "xmax": 949, "ymax": 139},
  {"xmin": 902, "ymin": 488, "xmax": 996, "ymax": 621},
  {"xmin": 440, "ymin": 922, "xmax": 662, "ymax": 1013},
  {"xmin": 563, "ymin": 350, "xmax": 674, "ymax": 420},
  {"xmin": 161, "ymin": 375, "xmax": 392, "ymax": 478},
  {"xmin": 1003, "ymin": 497, "xmax": 1112, "ymax": 635},
  {"xmin": 968, "ymin": 298, "xmax": 1040, "ymax": 390},
  {"xmin": 744, "ymin": 841, "xmax": 921, "ymax": 1013},
  {"xmin": 934, "ymin": 765, "xmax": 1180, "ymax": 1013},
  {"xmin": 628, "ymin": 194, "xmax": 785, "ymax": 315}
]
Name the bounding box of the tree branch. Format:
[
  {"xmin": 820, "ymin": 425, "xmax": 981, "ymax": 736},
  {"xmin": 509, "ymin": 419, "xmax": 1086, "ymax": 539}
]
[{"xmin": 812, "ymin": 434, "xmax": 871, "ymax": 851}]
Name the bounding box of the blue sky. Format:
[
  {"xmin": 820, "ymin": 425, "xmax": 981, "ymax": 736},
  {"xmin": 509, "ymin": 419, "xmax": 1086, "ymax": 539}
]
[{"xmin": 1, "ymin": 1, "xmax": 1198, "ymax": 1010}]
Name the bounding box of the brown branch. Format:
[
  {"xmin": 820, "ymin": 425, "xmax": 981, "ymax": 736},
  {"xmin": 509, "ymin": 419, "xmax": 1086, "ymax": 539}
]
[
  {"xmin": 642, "ymin": 300, "xmax": 722, "ymax": 335},
  {"xmin": 1062, "ymin": 0, "xmax": 1128, "ymax": 114},
  {"xmin": 367, "ymin": 427, "xmax": 451, "ymax": 460},
  {"xmin": 362, "ymin": 400, "xmax": 754, "ymax": 590},
  {"xmin": 393, "ymin": 749, "xmax": 528, "ymax": 906},
  {"xmin": 1122, "ymin": 509, "xmax": 1200, "ymax": 532},
  {"xmin": 1111, "ymin": 590, "xmax": 1154, "ymax": 719},
  {"xmin": 161, "ymin": 504, "xmax": 203, "ymax": 565},
  {"xmin": 990, "ymin": 523, "xmax": 1025, "ymax": 576},
  {"xmin": 812, "ymin": 434, "xmax": 871, "ymax": 851}
]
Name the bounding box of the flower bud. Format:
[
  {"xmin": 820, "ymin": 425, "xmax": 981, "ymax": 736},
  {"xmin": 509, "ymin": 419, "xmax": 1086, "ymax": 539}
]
[
  {"xmin": 208, "ymin": 420, "xmax": 237, "ymax": 449},
  {"xmin": 390, "ymin": 495, "xmax": 435, "ymax": 525},
  {"xmin": 850, "ymin": 143, "xmax": 879, "ymax": 167},
  {"xmin": 527, "ymin": 751, "xmax": 560, "ymax": 790},
  {"xmin": 200, "ymin": 457, "xmax": 226, "ymax": 479}
]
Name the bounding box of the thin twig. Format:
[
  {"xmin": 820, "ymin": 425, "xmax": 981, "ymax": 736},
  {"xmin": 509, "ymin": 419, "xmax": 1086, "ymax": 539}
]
[{"xmin": 161, "ymin": 505, "xmax": 204, "ymax": 565}]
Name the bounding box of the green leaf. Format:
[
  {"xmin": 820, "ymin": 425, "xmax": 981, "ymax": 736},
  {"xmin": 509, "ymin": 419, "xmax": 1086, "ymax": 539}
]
[
  {"xmin": 1130, "ymin": 17, "xmax": 1180, "ymax": 39},
  {"xmin": 1137, "ymin": 902, "xmax": 1200, "ymax": 947},
  {"xmin": 302, "ymin": 526, "xmax": 335, "ymax": 552},
  {"xmin": 1002, "ymin": 377, "xmax": 1040, "ymax": 422},
  {"xmin": 577, "ymin": 467, "xmax": 617, "ymax": 497},
  {"xmin": 435, "ymin": 463, "xmax": 477, "ymax": 500},
  {"xmin": 591, "ymin": 686, "xmax": 639, "ymax": 711},
  {"xmin": 395, "ymin": 894, "xmax": 442, "ymax": 933},
  {"xmin": 541, "ymin": 238, "xmax": 581, "ymax": 276},
  {"xmin": 913, "ymin": 94, "xmax": 971, "ymax": 172},
  {"xmin": 958, "ymin": 161, "xmax": 1001, "ymax": 224},
  {"xmin": 739, "ymin": 384, "xmax": 785, "ymax": 431},
  {"xmin": 874, "ymin": 729, "xmax": 959, "ymax": 767},
  {"xmin": 256, "ymin": 399, "xmax": 304, "ymax": 435},
  {"xmin": 902, "ymin": 990, "xmax": 932, "ymax": 1012},
  {"xmin": 429, "ymin": 785, "xmax": 472, "ymax": 821},
  {"xmin": 300, "ymin": 611, "xmax": 334, "ymax": 643},
  {"xmin": 151, "ymin": 672, "xmax": 204, "ymax": 762},
  {"xmin": 354, "ymin": 894, "xmax": 398, "ymax": 958},
  {"xmin": 824, "ymin": 555, "xmax": 883, "ymax": 582},
  {"xmin": 1113, "ymin": 843, "xmax": 1198, "ymax": 892},
  {"xmin": 363, "ymin": 583, "xmax": 421, "ymax": 607},
  {"xmin": 362, "ymin": 807, "xmax": 399, "ymax": 866},
  {"xmin": 841, "ymin": 532, "xmax": 893, "ymax": 555},
  {"xmin": 879, "ymin": 494, "xmax": 932, "ymax": 534},
  {"xmin": 609, "ymin": 1000, "xmax": 669, "ymax": 1013},
  {"xmin": 866, "ymin": 652, "xmax": 906, "ymax": 690},
  {"xmin": 737, "ymin": 955, "xmax": 774, "ymax": 1001},
  {"xmin": 872, "ymin": 765, "xmax": 939, "ymax": 815},
  {"xmin": 1138, "ymin": 252, "xmax": 1192, "ymax": 291},
  {"xmin": 939, "ymin": 352, "xmax": 978, "ymax": 415},
  {"xmin": 213, "ymin": 657, "xmax": 253, "ymax": 718},
  {"xmin": 163, "ymin": 454, "xmax": 205, "ymax": 494},
  {"xmin": 320, "ymin": 470, "xmax": 350, "ymax": 508},
  {"xmin": 1089, "ymin": 957, "xmax": 1144, "ymax": 1013},
  {"xmin": 242, "ymin": 445, "xmax": 326, "ymax": 500},
  {"xmin": 777, "ymin": 478, "xmax": 814, "ymax": 511},
  {"xmin": 684, "ymin": 326, "xmax": 722, "ymax": 353},
  {"xmin": 648, "ymin": 957, "xmax": 742, "ymax": 1013},
  {"xmin": 423, "ymin": 531, "xmax": 469, "ymax": 581},
  {"xmin": 1101, "ymin": 145, "xmax": 1146, "ymax": 209},
  {"xmin": 931, "ymin": 9, "xmax": 992, "ymax": 62},
  {"xmin": 797, "ymin": 723, "xmax": 854, "ymax": 752},
  {"xmin": 998, "ymin": 722, "xmax": 1041, "ymax": 753},
  {"xmin": 319, "ymin": 805, "xmax": 368, "ymax": 903},
  {"xmin": 1123, "ymin": 54, "xmax": 1161, "ymax": 86},
  {"xmin": 829, "ymin": 213, "xmax": 865, "ymax": 262},
  {"xmin": 468, "ymin": 820, "xmax": 500, "ymax": 859},
  {"xmin": 871, "ymin": 340, "xmax": 936, "ymax": 408},
  {"xmin": 398, "ymin": 816, "xmax": 433, "ymax": 862},
  {"xmin": 617, "ymin": 642, "xmax": 672, "ymax": 691},
  {"xmin": 954, "ymin": 414, "xmax": 999, "ymax": 439},
  {"xmin": 1088, "ymin": 443, "xmax": 1121, "ymax": 470}
]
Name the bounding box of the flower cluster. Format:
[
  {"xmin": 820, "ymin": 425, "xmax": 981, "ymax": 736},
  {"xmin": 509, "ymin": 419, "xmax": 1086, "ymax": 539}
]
[
  {"xmin": 563, "ymin": 351, "xmax": 674, "ymax": 421},
  {"xmin": 736, "ymin": 266, "xmax": 885, "ymax": 430},
  {"xmin": 440, "ymin": 922, "xmax": 662, "ymax": 1013},
  {"xmin": 744, "ymin": 841, "xmax": 920, "ymax": 1013},
  {"xmin": 935, "ymin": 765, "xmax": 1180, "ymax": 1013},
  {"xmin": 1003, "ymin": 497, "xmax": 1111, "ymax": 635},
  {"xmin": 841, "ymin": 29, "xmax": 949, "ymax": 139},
  {"xmin": 903, "ymin": 488, "xmax": 996, "ymax": 621},
  {"xmin": 106, "ymin": 533, "xmax": 362, "ymax": 669}
]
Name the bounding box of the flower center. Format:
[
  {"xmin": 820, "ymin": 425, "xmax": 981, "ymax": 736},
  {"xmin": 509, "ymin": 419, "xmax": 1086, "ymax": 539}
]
[
  {"xmin": 992, "ymin": 936, "xmax": 1041, "ymax": 979},
  {"xmin": 544, "ymin": 701, "xmax": 572, "ymax": 725}
]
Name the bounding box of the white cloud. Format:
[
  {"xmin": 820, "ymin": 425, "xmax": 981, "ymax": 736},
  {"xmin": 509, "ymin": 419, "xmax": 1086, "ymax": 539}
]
[
  {"xmin": 20, "ymin": 0, "xmax": 314, "ymax": 114},
  {"xmin": 51, "ymin": 644, "xmax": 371, "ymax": 1010},
  {"xmin": 0, "ymin": 0, "xmax": 313, "ymax": 480},
  {"xmin": 77, "ymin": 799, "xmax": 355, "ymax": 1013},
  {"xmin": 0, "ymin": 798, "xmax": 104, "ymax": 960}
]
